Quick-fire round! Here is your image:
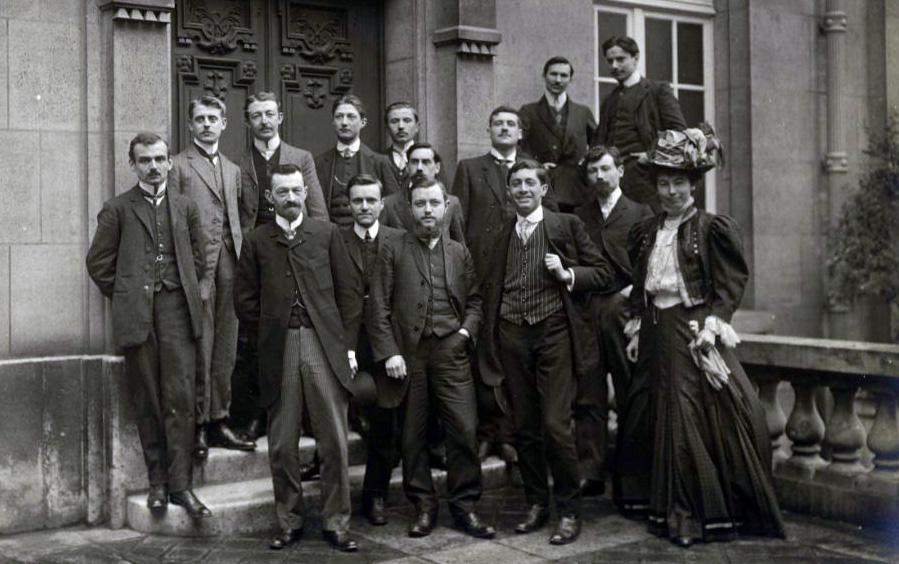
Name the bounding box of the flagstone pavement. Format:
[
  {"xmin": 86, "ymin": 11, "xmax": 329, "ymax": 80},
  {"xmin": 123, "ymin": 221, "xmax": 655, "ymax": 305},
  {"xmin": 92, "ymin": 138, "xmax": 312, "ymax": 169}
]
[{"xmin": 1, "ymin": 487, "xmax": 896, "ymax": 563}]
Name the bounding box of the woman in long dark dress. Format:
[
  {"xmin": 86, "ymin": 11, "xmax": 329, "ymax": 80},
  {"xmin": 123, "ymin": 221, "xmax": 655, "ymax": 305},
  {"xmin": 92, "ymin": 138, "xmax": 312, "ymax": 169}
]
[{"xmin": 624, "ymin": 128, "xmax": 786, "ymax": 547}]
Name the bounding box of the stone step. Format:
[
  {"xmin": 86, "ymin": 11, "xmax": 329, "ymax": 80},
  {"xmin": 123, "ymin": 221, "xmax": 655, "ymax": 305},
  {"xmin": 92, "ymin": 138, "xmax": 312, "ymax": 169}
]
[
  {"xmin": 126, "ymin": 457, "xmax": 511, "ymax": 537},
  {"xmin": 192, "ymin": 432, "xmax": 367, "ymax": 487}
]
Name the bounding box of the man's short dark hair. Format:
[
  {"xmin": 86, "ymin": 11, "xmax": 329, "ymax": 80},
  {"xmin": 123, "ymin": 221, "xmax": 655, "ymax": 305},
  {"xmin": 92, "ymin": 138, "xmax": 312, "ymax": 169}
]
[
  {"xmin": 347, "ymin": 174, "xmax": 383, "ymax": 199},
  {"xmin": 407, "ymin": 178, "xmax": 448, "ymax": 204},
  {"xmin": 583, "ymin": 145, "xmax": 623, "ymax": 171},
  {"xmin": 507, "ymin": 159, "xmax": 549, "ymax": 186},
  {"xmin": 602, "ymin": 36, "xmax": 640, "ymax": 58},
  {"xmin": 129, "ymin": 132, "xmax": 169, "ymax": 162},
  {"xmin": 488, "ymin": 105, "xmax": 521, "ymax": 127},
  {"xmin": 244, "ymin": 91, "xmax": 280, "ymax": 118},
  {"xmin": 332, "ymin": 94, "xmax": 366, "ymax": 119},
  {"xmin": 268, "ymin": 163, "xmax": 304, "ymax": 185},
  {"xmin": 385, "ymin": 101, "xmax": 419, "ymax": 123},
  {"xmin": 406, "ymin": 142, "xmax": 442, "ymax": 164},
  {"xmin": 542, "ymin": 56, "xmax": 574, "ymax": 78},
  {"xmin": 188, "ymin": 95, "xmax": 227, "ymax": 119}
]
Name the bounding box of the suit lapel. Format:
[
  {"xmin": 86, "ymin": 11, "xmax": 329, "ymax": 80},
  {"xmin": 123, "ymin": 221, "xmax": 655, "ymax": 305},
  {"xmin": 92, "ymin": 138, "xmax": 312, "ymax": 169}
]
[
  {"xmin": 129, "ymin": 187, "xmax": 154, "ymax": 238},
  {"xmin": 343, "ymin": 229, "xmax": 364, "ymax": 273},
  {"xmin": 561, "ymin": 101, "xmax": 579, "ymax": 150},
  {"xmin": 604, "ymin": 196, "xmax": 626, "ymax": 229},
  {"xmin": 480, "ymin": 155, "xmax": 506, "ymax": 206},
  {"xmin": 536, "ymin": 97, "xmax": 562, "ymax": 140},
  {"xmin": 541, "ymin": 209, "xmax": 564, "ymax": 258},
  {"xmin": 186, "ymin": 147, "xmax": 222, "ymax": 201},
  {"xmin": 407, "ymin": 235, "xmax": 428, "ymax": 281},
  {"xmin": 240, "ymin": 151, "xmax": 258, "ymax": 188},
  {"xmin": 442, "ymin": 236, "xmax": 455, "ymax": 295},
  {"xmin": 632, "ymin": 78, "xmax": 652, "ymax": 111}
]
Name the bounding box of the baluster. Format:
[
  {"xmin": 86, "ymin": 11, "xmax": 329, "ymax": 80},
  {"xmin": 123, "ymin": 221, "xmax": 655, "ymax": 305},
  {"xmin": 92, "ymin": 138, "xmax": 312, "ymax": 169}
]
[
  {"xmin": 782, "ymin": 381, "xmax": 827, "ymax": 478},
  {"xmin": 858, "ymin": 390, "xmax": 899, "ymax": 496},
  {"xmin": 818, "ymin": 384, "xmax": 866, "ymax": 484},
  {"xmin": 757, "ymin": 377, "xmax": 788, "ymax": 463}
]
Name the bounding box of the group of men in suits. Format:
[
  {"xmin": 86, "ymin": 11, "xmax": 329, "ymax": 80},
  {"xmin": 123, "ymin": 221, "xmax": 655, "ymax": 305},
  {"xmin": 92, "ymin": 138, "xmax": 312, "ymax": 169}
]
[{"xmin": 86, "ymin": 36, "xmax": 685, "ymax": 551}]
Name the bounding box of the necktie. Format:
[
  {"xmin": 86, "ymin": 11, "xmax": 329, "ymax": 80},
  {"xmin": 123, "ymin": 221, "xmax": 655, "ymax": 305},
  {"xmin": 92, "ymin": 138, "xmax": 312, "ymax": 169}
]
[
  {"xmin": 361, "ymin": 230, "xmax": 376, "ymax": 273},
  {"xmin": 341, "ymin": 148, "xmax": 354, "ymax": 159},
  {"xmin": 517, "ymin": 219, "xmax": 532, "ymax": 242},
  {"xmin": 197, "ymin": 146, "xmax": 218, "ymax": 165},
  {"xmin": 364, "ymin": 229, "xmax": 372, "ymax": 243},
  {"xmin": 494, "ymin": 157, "xmax": 513, "ymax": 169},
  {"xmin": 286, "ymin": 228, "xmax": 295, "ymax": 240}
]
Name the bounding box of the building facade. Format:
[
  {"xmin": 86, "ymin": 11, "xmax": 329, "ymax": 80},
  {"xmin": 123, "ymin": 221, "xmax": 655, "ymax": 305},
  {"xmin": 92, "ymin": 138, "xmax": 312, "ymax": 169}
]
[{"xmin": 0, "ymin": 0, "xmax": 895, "ymax": 360}]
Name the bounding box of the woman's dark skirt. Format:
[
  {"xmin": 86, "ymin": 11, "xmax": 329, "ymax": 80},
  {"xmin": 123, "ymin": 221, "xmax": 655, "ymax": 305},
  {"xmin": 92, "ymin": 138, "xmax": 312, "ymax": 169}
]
[{"xmin": 640, "ymin": 303, "xmax": 786, "ymax": 542}]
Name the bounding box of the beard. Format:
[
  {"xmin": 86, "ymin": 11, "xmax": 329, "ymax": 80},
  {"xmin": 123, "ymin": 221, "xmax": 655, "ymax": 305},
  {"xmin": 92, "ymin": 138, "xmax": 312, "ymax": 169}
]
[
  {"xmin": 276, "ymin": 202, "xmax": 303, "ymax": 221},
  {"xmin": 412, "ymin": 218, "xmax": 442, "ymax": 239},
  {"xmin": 590, "ymin": 180, "xmax": 615, "ymax": 199}
]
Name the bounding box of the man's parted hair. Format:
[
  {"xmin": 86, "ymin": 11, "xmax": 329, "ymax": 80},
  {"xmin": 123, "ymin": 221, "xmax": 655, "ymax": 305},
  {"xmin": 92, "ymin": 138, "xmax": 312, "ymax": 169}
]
[
  {"xmin": 188, "ymin": 95, "xmax": 227, "ymax": 119},
  {"xmin": 406, "ymin": 177, "xmax": 448, "ymax": 204},
  {"xmin": 347, "ymin": 173, "xmax": 384, "ymax": 199},
  {"xmin": 488, "ymin": 105, "xmax": 521, "ymax": 127},
  {"xmin": 129, "ymin": 132, "xmax": 169, "ymax": 162},
  {"xmin": 507, "ymin": 158, "xmax": 549, "ymax": 186},
  {"xmin": 405, "ymin": 142, "xmax": 442, "ymax": 164},
  {"xmin": 602, "ymin": 36, "xmax": 640, "ymax": 57},
  {"xmin": 384, "ymin": 101, "xmax": 419, "ymax": 123},
  {"xmin": 268, "ymin": 163, "xmax": 304, "ymax": 185},
  {"xmin": 542, "ymin": 56, "xmax": 574, "ymax": 77},
  {"xmin": 582, "ymin": 145, "xmax": 623, "ymax": 171},
  {"xmin": 332, "ymin": 94, "xmax": 366, "ymax": 119},
  {"xmin": 244, "ymin": 91, "xmax": 280, "ymax": 118}
]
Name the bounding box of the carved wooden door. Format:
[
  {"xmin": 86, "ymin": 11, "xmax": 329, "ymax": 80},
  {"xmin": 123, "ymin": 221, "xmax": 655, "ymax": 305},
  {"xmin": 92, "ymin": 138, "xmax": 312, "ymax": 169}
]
[{"xmin": 173, "ymin": 0, "xmax": 383, "ymax": 160}]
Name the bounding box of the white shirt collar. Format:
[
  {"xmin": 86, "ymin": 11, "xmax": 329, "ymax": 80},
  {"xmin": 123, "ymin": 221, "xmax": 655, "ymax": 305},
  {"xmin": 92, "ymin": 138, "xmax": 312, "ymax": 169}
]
[
  {"xmin": 391, "ymin": 140, "xmax": 413, "ymax": 158},
  {"xmin": 622, "ymin": 71, "xmax": 642, "ymax": 88},
  {"xmin": 139, "ymin": 181, "xmax": 166, "ymax": 205},
  {"xmin": 599, "ymin": 187, "xmax": 622, "ymax": 219},
  {"xmin": 516, "ymin": 206, "xmax": 544, "ymax": 225},
  {"xmin": 254, "ymin": 135, "xmax": 281, "ymax": 158},
  {"xmin": 336, "ymin": 138, "xmax": 361, "ymax": 156},
  {"xmin": 489, "ymin": 148, "xmax": 517, "ymax": 163},
  {"xmin": 354, "ymin": 221, "xmax": 380, "ymax": 240},
  {"xmin": 193, "ymin": 139, "xmax": 219, "ymax": 157},
  {"xmin": 544, "ymin": 91, "xmax": 568, "ymax": 109},
  {"xmin": 275, "ymin": 213, "xmax": 303, "ymax": 234}
]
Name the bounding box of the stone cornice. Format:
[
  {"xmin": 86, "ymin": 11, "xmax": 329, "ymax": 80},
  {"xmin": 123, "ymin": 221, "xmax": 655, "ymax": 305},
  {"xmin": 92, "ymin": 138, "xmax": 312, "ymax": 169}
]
[
  {"xmin": 432, "ymin": 25, "xmax": 502, "ymax": 59},
  {"xmin": 97, "ymin": 0, "xmax": 174, "ymax": 24}
]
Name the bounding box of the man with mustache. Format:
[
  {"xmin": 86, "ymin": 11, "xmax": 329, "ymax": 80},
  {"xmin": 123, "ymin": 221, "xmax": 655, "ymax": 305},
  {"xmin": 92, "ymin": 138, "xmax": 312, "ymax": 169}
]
[
  {"xmin": 368, "ymin": 178, "xmax": 494, "ymax": 540},
  {"xmin": 87, "ymin": 133, "xmax": 211, "ymax": 519},
  {"xmin": 168, "ymin": 96, "xmax": 256, "ymax": 458},
  {"xmin": 519, "ymin": 57, "xmax": 597, "ymax": 213},
  {"xmin": 596, "ymin": 36, "xmax": 686, "ymax": 210},
  {"xmin": 572, "ymin": 145, "xmax": 652, "ymax": 505},
  {"xmin": 315, "ymin": 95, "xmax": 400, "ymax": 228},
  {"xmin": 234, "ymin": 163, "xmax": 362, "ymax": 552},
  {"xmin": 340, "ymin": 174, "xmax": 404, "ymax": 526},
  {"xmin": 235, "ymin": 91, "xmax": 329, "ymax": 441},
  {"xmin": 380, "ymin": 142, "xmax": 465, "ymax": 243}
]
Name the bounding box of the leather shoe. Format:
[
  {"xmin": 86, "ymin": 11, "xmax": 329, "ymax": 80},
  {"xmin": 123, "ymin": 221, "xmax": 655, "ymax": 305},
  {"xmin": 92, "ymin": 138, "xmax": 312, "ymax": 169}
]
[
  {"xmin": 477, "ymin": 440, "xmax": 493, "ymax": 461},
  {"xmin": 671, "ymin": 535, "xmax": 694, "ymax": 548},
  {"xmin": 364, "ymin": 497, "xmax": 388, "ymax": 526},
  {"xmin": 549, "ymin": 514, "xmax": 581, "ymax": 545},
  {"xmin": 514, "ymin": 504, "xmax": 549, "ymax": 534},
  {"xmin": 193, "ymin": 426, "xmax": 208, "ymax": 460},
  {"xmin": 241, "ymin": 414, "xmax": 266, "ymax": 441},
  {"xmin": 453, "ymin": 511, "xmax": 496, "ymax": 539},
  {"xmin": 580, "ymin": 479, "xmax": 606, "ymax": 497},
  {"xmin": 322, "ymin": 529, "xmax": 358, "ymax": 552},
  {"xmin": 408, "ymin": 510, "xmax": 436, "ymax": 538},
  {"xmin": 270, "ymin": 528, "xmax": 303, "ymax": 550},
  {"xmin": 207, "ymin": 420, "xmax": 256, "ymax": 451},
  {"xmin": 300, "ymin": 453, "xmax": 321, "ymax": 481},
  {"xmin": 169, "ymin": 490, "xmax": 211, "ymax": 519},
  {"xmin": 146, "ymin": 485, "xmax": 167, "ymax": 513}
]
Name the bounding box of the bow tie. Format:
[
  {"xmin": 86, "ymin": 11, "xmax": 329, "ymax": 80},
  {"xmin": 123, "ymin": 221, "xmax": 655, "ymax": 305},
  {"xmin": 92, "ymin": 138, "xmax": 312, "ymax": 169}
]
[{"xmin": 340, "ymin": 147, "xmax": 356, "ymax": 159}]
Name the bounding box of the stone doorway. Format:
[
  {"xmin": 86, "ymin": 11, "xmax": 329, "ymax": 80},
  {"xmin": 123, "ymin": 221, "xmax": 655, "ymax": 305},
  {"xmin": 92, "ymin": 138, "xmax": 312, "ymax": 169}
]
[{"xmin": 172, "ymin": 0, "xmax": 384, "ymax": 159}]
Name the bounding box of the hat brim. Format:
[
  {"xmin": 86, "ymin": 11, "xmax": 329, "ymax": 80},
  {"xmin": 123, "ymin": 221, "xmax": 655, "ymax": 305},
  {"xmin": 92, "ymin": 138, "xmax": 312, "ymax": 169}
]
[
  {"xmin": 348, "ymin": 370, "xmax": 378, "ymax": 407},
  {"xmin": 638, "ymin": 160, "xmax": 716, "ymax": 174}
]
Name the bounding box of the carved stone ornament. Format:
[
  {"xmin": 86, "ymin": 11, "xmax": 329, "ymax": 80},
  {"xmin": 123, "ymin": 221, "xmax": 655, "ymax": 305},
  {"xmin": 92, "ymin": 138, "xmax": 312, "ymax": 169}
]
[
  {"xmin": 281, "ymin": 2, "xmax": 354, "ymax": 64},
  {"xmin": 281, "ymin": 64, "xmax": 353, "ymax": 109},
  {"xmin": 177, "ymin": 55, "xmax": 257, "ymax": 99},
  {"xmin": 432, "ymin": 25, "xmax": 502, "ymax": 59},
  {"xmin": 98, "ymin": 0, "xmax": 173, "ymax": 24},
  {"xmin": 176, "ymin": 0, "xmax": 258, "ymax": 55}
]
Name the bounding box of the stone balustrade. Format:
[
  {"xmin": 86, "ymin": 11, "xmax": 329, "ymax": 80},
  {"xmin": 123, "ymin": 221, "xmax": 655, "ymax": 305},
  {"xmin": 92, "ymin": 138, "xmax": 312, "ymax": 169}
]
[{"xmin": 736, "ymin": 334, "xmax": 899, "ymax": 527}]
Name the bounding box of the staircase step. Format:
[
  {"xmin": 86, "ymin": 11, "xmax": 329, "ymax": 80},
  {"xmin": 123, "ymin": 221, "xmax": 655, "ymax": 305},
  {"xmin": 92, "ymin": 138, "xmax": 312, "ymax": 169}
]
[
  {"xmin": 192, "ymin": 432, "xmax": 366, "ymax": 487},
  {"xmin": 127, "ymin": 457, "xmax": 511, "ymax": 536}
]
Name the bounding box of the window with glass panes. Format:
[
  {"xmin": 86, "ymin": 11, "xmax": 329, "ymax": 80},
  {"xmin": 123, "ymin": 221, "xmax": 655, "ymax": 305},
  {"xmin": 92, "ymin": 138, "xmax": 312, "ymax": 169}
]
[{"xmin": 593, "ymin": 2, "xmax": 715, "ymax": 209}]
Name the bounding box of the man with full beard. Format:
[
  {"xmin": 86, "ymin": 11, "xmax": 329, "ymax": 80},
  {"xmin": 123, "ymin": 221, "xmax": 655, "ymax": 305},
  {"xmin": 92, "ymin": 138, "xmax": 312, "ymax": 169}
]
[{"xmin": 368, "ymin": 178, "xmax": 494, "ymax": 540}]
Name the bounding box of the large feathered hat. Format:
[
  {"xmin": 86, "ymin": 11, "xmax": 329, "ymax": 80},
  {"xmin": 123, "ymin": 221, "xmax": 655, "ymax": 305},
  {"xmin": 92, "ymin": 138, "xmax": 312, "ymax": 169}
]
[{"xmin": 644, "ymin": 122, "xmax": 724, "ymax": 173}]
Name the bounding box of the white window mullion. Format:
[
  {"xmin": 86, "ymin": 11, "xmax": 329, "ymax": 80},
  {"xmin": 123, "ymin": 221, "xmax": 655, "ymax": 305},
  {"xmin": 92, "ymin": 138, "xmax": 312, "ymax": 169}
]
[
  {"xmin": 633, "ymin": 8, "xmax": 646, "ymax": 77},
  {"xmin": 671, "ymin": 18, "xmax": 679, "ymax": 93}
]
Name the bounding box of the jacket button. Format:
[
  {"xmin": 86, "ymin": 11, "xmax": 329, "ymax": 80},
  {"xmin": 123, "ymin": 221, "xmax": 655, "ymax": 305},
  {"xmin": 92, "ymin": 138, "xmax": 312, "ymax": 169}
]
[{"xmin": 143, "ymin": 285, "xmax": 149, "ymax": 291}]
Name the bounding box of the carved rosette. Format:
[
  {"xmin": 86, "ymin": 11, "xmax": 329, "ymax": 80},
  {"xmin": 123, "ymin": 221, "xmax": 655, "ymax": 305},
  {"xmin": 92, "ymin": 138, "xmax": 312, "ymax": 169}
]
[
  {"xmin": 176, "ymin": 0, "xmax": 258, "ymax": 54},
  {"xmin": 280, "ymin": 2, "xmax": 354, "ymax": 64},
  {"xmin": 281, "ymin": 63, "xmax": 353, "ymax": 110}
]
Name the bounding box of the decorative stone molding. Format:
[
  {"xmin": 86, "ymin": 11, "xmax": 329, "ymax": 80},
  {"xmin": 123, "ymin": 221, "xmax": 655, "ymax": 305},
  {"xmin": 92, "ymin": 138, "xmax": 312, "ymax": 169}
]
[
  {"xmin": 824, "ymin": 151, "xmax": 849, "ymax": 173},
  {"xmin": 98, "ymin": 0, "xmax": 174, "ymax": 24},
  {"xmin": 821, "ymin": 10, "xmax": 848, "ymax": 34},
  {"xmin": 280, "ymin": 64, "xmax": 353, "ymax": 110},
  {"xmin": 432, "ymin": 25, "xmax": 502, "ymax": 59}
]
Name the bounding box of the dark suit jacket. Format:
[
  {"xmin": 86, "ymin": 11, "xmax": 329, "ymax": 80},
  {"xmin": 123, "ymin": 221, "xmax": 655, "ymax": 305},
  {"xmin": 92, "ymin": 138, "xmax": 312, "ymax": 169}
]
[
  {"xmin": 379, "ymin": 191, "xmax": 466, "ymax": 244},
  {"xmin": 168, "ymin": 145, "xmax": 243, "ymax": 277},
  {"xmin": 239, "ymin": 141, "xmax": 328, "ymax": 228},
  {"xmin": 86, "ymin": 186, "xmax": 206, "ymax": 348},
  {"xmin": 314, "ymin": 143, "xmax": 400, "ymax": 207},
  {"xmin": 519, "ymin": 97, "xmax": 597, "ymax": 207},
  {"xmin": 477, "ymin": 210, "xmax": 613, "ymax": 387},
  {"xmin": 233, "ymin": 219, "xmax": 362, "ymax": 408},
  {"xmin": 596, "ymin": 77, "xmax": 687, "ymax": 153},
  {"xmin": 382, "ymin": 145, "xmax": 449, "ymax": 191},
  {"xmin": 574, "ymin": 194, "xmax": 652, "ymax": 294},
  {"xmin": 368, "ymin": 232, "xmax": 482, "ymax": 408}
]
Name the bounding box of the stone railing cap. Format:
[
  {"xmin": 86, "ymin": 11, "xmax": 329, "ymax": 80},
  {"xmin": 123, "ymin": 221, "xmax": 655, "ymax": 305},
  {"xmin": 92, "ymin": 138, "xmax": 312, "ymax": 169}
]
[{"xmin": 737, "ymin": 333, "xmax": 899, "ymax": 378}]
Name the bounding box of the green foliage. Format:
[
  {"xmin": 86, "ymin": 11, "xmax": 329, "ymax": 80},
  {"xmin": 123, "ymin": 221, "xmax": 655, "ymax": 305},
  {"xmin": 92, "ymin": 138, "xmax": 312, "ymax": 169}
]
[{"xmin": 828, "ymin": 114, "xmax": 899, "ymax": 307}]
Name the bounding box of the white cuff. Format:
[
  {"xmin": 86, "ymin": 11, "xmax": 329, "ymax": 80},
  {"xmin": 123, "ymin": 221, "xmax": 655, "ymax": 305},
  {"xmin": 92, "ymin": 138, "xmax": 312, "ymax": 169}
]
[
  {"xmin": 458, "ymin": 328, "xmax": 470, "ymax": 339},
  {"xmin": 624, "ymin": 318, "xmax": 641, "ymax": 339},
  {"xmin": 704, "ymin": 316, "xmax": 740, "ymax": 348},
  {"xmin": 565, "ymin": 268, "xmax": 576, "ymax": 292},
  {"xmin": 347, "ymin": 350, "xmax": 356, "ymax": 361}
]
